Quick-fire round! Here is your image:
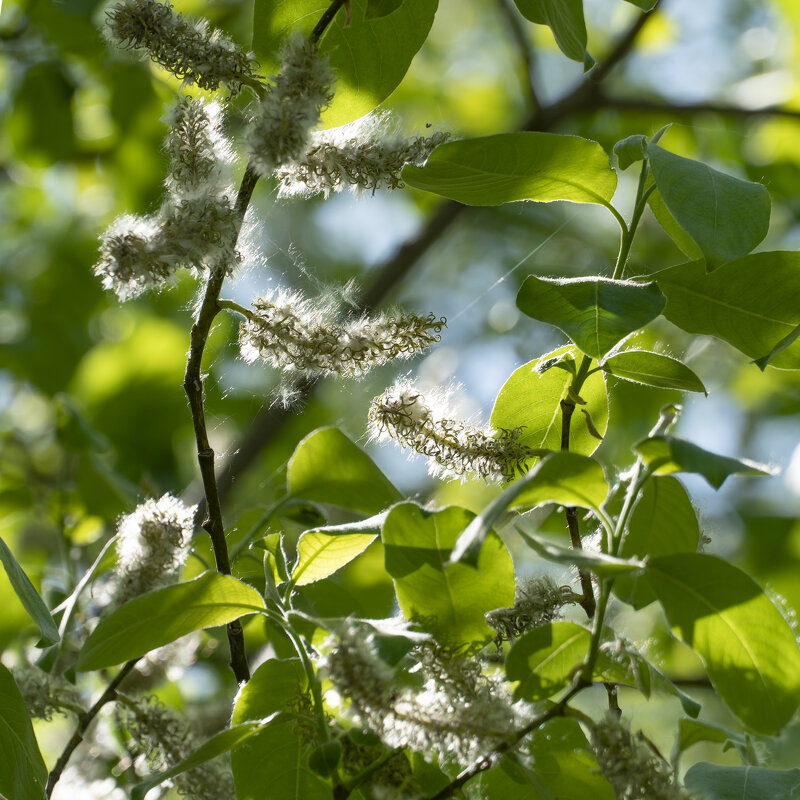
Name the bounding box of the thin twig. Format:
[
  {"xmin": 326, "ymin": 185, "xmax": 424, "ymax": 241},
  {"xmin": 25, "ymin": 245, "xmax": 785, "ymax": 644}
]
[
  {"xmin": 497, "ymin": 0, "xmax": 540, "ymax": 113},
  {"xmin": 46, "ymin": 659, "xmax": 139, "ymax": 796}
]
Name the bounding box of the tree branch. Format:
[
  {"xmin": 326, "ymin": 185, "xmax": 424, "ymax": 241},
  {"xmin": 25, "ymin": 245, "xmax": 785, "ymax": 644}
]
[
  {"xmin": 46, "ymin": 659, "xmax": 138, "ymax": 796},
  {"xmin": 497, "ymin": 0, "xmax": 540, "ymax": 114}
]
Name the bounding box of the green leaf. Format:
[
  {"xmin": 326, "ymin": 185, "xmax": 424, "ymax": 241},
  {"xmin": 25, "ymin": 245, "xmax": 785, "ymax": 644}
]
[
  {"xmin": 614, "ymin": 476, "xmax": 701, "ymax": 608},
  {"xmin": 601, "ymin": 350, "xmax": 706, "ymax": 393},
  {"xmin": 656, "ymin": 253, "xmax": 800, "ymax": 369},
  {"xmin": 491, "ymin": 346, "xmax": 608, "ymax": 456},
  {"xmin": 684, "ymin": 763, "xmax": 800, "ymax": 800},
  {"xmin": 402, "ymin": 132, "xmax": 617, "ymax": 206},
  {"xmin": 675, "ymin": 719, "xmax": 748, "ymax": 761},
  {"xmin": 382, "ymin": 503, "xmax": 515, "ymax": 645},
  {"xmin": 232, "ymin": 658, "xmax": 333, "ymax": 800},
  {"xmin": 647, "ymin": 145, "xmax": 770, "ymax": 268},
  {"xmin": 614, "ymin": 134, "xmax": 646, "ymax": 170},
  {"xmin": 506, "ymin": 621, "xmax": 590, "ymax": 701},
  {"xmin": 252, "ymin": 0, "xmax": 437, "ymax": 127},
  {"xmin": 0, "ymin": 664, "xmax": 47, "ymax": 800},
  {"xmin": 0, "ymin": 533, "xmax": 59, "ymax": 647},
  {"xmin": 645, "ymin": 553, "xmax": 800, "ymax": 733},
  {"xmin": 131, "ymin": 719, "xmax": 280, "ymax": 800},
  {"xmin": 517, "ymin": 276, "xmax": 665, "ymax": 360},
  {"xmin": 648, "ymin": 188, "xmax": 704, "ymax": 260},
  {"xmin": 287, "ymin": 427, "xmax": 400, "ymax": 515},
  {"xmin": 292, "ymin": 513, "xmax": 386, "ymax": 586},
  {"xmin": 77, "ymin": 573, "xmax": 266, "ymax": 671},
  {"xmin": 513, "ymin": 0, "xmax": 587, "ymax": 62},
  {"xmin": 518, "ymin": 530, "xmax": 644, "ymax": 577},
  {"xmin": 753, "ymin": 322, "xmax": 800, "ymax": 370},
  {"xmin": 309, "ymin": 740, "xmax": 342, "ymax": 778},
  {"xmin": 633, "ymin": 435, "xmax": 770, "ymax": 489},
  {"xmin": 449, "ymin": 452, "xmax": 608, "ymax": 567}
]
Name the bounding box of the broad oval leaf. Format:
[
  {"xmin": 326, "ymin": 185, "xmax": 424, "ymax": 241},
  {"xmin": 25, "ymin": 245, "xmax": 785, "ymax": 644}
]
[
  {"xmin": 614, "ymin": 134, "xmax": 647, "ymax": 171},
  {"xmin": 292, "ymin": 513, "xmax": 386, "ymax": 586},
  {"xmin": 648, "ymin": 145, "xmax": 770, "ymax": 268},
  {"xmin": 634, "ymin": 435, "xmax": 770, "ymax": 489},
  {"xmin": 513, "ymin": 0, "xmax": 587, "ymax": 62},
  {"xmin": 232, "ymin": 658, "xmax": 332, "ymax": 800},
  {"xmin": 656, "ymin": 253, "xmax": 800, "ymax": 369},
  {"xmin": 0, "ymin": 664, "xmax": 48, "ymax": 800},
  {"xmin": 645, "ymin": 553, "xmax": 800, "ymax": 734},
  {"xmin": 517, "ymin": 276, "xmax": 665, "ymax": 360},
  {"xmin": 252, "ymin": 0, "xmax": 437, "ymax": 127},
  {"xmin": 402, "ymin": 132, "xmax": 617, "ymax": 206},
  {"xmin": 506, "ymin": 621, "xmax": 590, "ymax": 701},
  {"xmin": 77, "ymin": 573, "xmax": 266, "ymax": 671},
  {"xmin": 614, "ymin": 476, "xmax": 701, "ymax": 608},
  {"xmin": 684, "ymin": 763, "xmax": 800, "ymax": 800},
  {"xmin": 491, "ymin": 346, "xmax": 608, "ymax": 456},
  {"xmin": 287, "ymin": 427, "xmax": 400, "ymax": 515},
  {"xmin": 601, "ymin": 350, "xmax": 706, "ymax": 393},
  {"xmin": 449, "ymin": 452, "xmax": 608, "ymax": 567},
  {"xmin": 382, "ymin": 503, "xmax": 515, "ymax": 645},
  {"xmin": 648, "ymin": 188, "xmax": 704, "ymax": 260},
  {"xmin": 0, "ymin": 532, "xmax": 59, "ymax": 647}
]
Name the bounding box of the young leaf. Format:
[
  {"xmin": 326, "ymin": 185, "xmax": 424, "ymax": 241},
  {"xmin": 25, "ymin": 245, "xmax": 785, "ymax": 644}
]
[
  {"xmin": 77, "ymin": 573, "xmax": 266, "ymax": 671},
  {"xmin": 0, "ymin": 664, "xmax": 48, "ymax": 800},
  {"xmin": 252, "ymin": 0, "xmax": 438, "ymax": 127},
  {"xmin": 633, "ymin": 435, "xmax": 770, "ymax": 489},
  {"xmin": 292, "ymin": 513, "xmax": 386, "ymax": 586},
  {"xmin": 675, "ymin": 719, "xmax": 748, "ymax": 763},
  {"xmin": 131, "ymin": 719, "xmax": 281, "ymax": 800},
  {"xmin": 645, "ymin": 553, "xmax": 800, "ymax": 734},
  {"xmin": 402, "ymin": 132, "xmax": 617, "ymax": 206},
  {"xmin": 614, "ymin": 134, "xmax": 647, "ymax": 170},
  {"xmin": 684, "ymin": 763, "xmax": 800, "ymax": 800},
  {"xmin": 516, "ymin": 276, "xmax": 665, "ymax": 360},
  {"xmin": 0, "ymin": 533, "xmax": 59, "ymax": 647},
  {"xmin": 506, "ymin": 621, "xmax": 590, "ymax": 701},
  {"xmin": 232, "ymin": 659, "xmax": 332, "ymax": 800},
  {"xmin": 382, "ymin": 503, "xmax": 515, "ymax": 645},
  {"xmin": 449, "ymin": 451, "xmax": 608, "ymax": 567},
  {"xmin": 601, "ymin": 350, "xmax": 706, "ymax": 393},
  {"xmin": 287, "ymin": 426, "xmax": 400, "ymax": 515},
  {"xmin": 513, "ymin": 0, "xmax": 587, "ymax": 63},
  {"xmin": 518, "ymin": 530, "xmax": 644, "ymax": 577},
  {"xmin": 614, "ymin": 476, "xmax": 701, "ymax": 608},
  {"xmin": 491, "ymin": 346, "xmax": 608, "ymax": 456},
  {"xmin": 656, "ymin": 253, "xmax": 800, "ymax": 369},
  {"xmin": 647, "ymin": 145, "xmax": 770, "ymax": 268}
]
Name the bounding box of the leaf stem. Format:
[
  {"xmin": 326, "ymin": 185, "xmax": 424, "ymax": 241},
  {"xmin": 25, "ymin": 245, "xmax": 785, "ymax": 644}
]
[
  {"xmin": 46, "ymin": 659, "xmax": 139, "ymax": 796},
  {"xmin": 612, "ymin": 157, "xmax": 651, "ymax": 280}
]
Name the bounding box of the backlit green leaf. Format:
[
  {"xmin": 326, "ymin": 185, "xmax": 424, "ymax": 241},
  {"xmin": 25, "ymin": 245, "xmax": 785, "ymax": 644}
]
[
  {"xmin": 634, "ymin": 435, "xmax": 770, "ymax": 489},
  {"xmin": 252, "ymin": 0, "xmax": 437, "ymax": 127},
  {"xmin": 491, "ymin": 346, "xmax": 608, "ymax": 457},
  {"xmin": 517, "ymin": 276, "xmax": 665, "ymax": 360},
  {"xmin": 684, "ymin": 763, "xmax": 800, "ymax": 800},
  {"xmin": 0, "ymin": 664, "xmax": 47, "ymax": 800},
  {"xmin": 506, "ymin": 621, "xmax": 589, "ymax": 701},
  {"xmin": 601, "ymin": 350, "xmax": 706, "ymax": 393},
  {"xmin": 656, "ymin": 253, "xmax": 800, "ymax": 369},
  {"xmin": 77, "ymin": 573, "xmax": 266, "ymax": 671},
  {"xmin": 287, "ymin": 427, "xmax": 400, "ymax": 514},
  {"xmin": 646, "ymin": 553, "xmax": 800, "ymax": 733},
  {"xmin": 614, "ymin": 476, "xmax": 701, "ymax": 608},
  {"xmin": 292, "ymin": 513, "xmax": 386, "ymax": 586},
  {"xmin": 449, "ymin": 452, "xmax": 608, "ymax": 567},
  {"xmin": 513, "ymin": 0, "xmax": 587, "ymax": 62},
  {"xmin": 402, "ymin": 132, "xmax": 617, "ymax": 206},
  {"xmin": 648, "ymin": 188, "xmax": 704, "ymax": 260},
  {"xmin": 614, "ymin": 134, "xmax": 647, "ymax": 170},
  {"xmin": 648, "ymin": 145, "xmax": 770, "ymax": 268},
  {"xmin": 0, "ymin": 532, "xmax": 59, "ymax": 647},
  {"xmin": 382, "ymin": 503, "xmax": 515, "ymax": 645}
]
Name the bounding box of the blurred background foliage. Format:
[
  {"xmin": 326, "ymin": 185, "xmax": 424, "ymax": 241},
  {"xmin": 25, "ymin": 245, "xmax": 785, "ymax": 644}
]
[{"xmin": 2, "ymin": 0, "xmax": 800, "ymax": 777}]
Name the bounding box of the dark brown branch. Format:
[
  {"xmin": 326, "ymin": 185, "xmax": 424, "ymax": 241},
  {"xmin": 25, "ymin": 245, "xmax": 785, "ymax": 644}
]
[
  {"xmin": 206, "ymin": 1, "xmax": 667, "ymax": 508},
  {"xmin": 311, "ymin": 0, "xmax": 348, "ymax": 42},
  {"xmin": 594, "ymin": 93, "xmax": 800, "ymax": 121},
  {"xmin": 46, "ymin": 659, "xmax": 138, "ymax": 796}
]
